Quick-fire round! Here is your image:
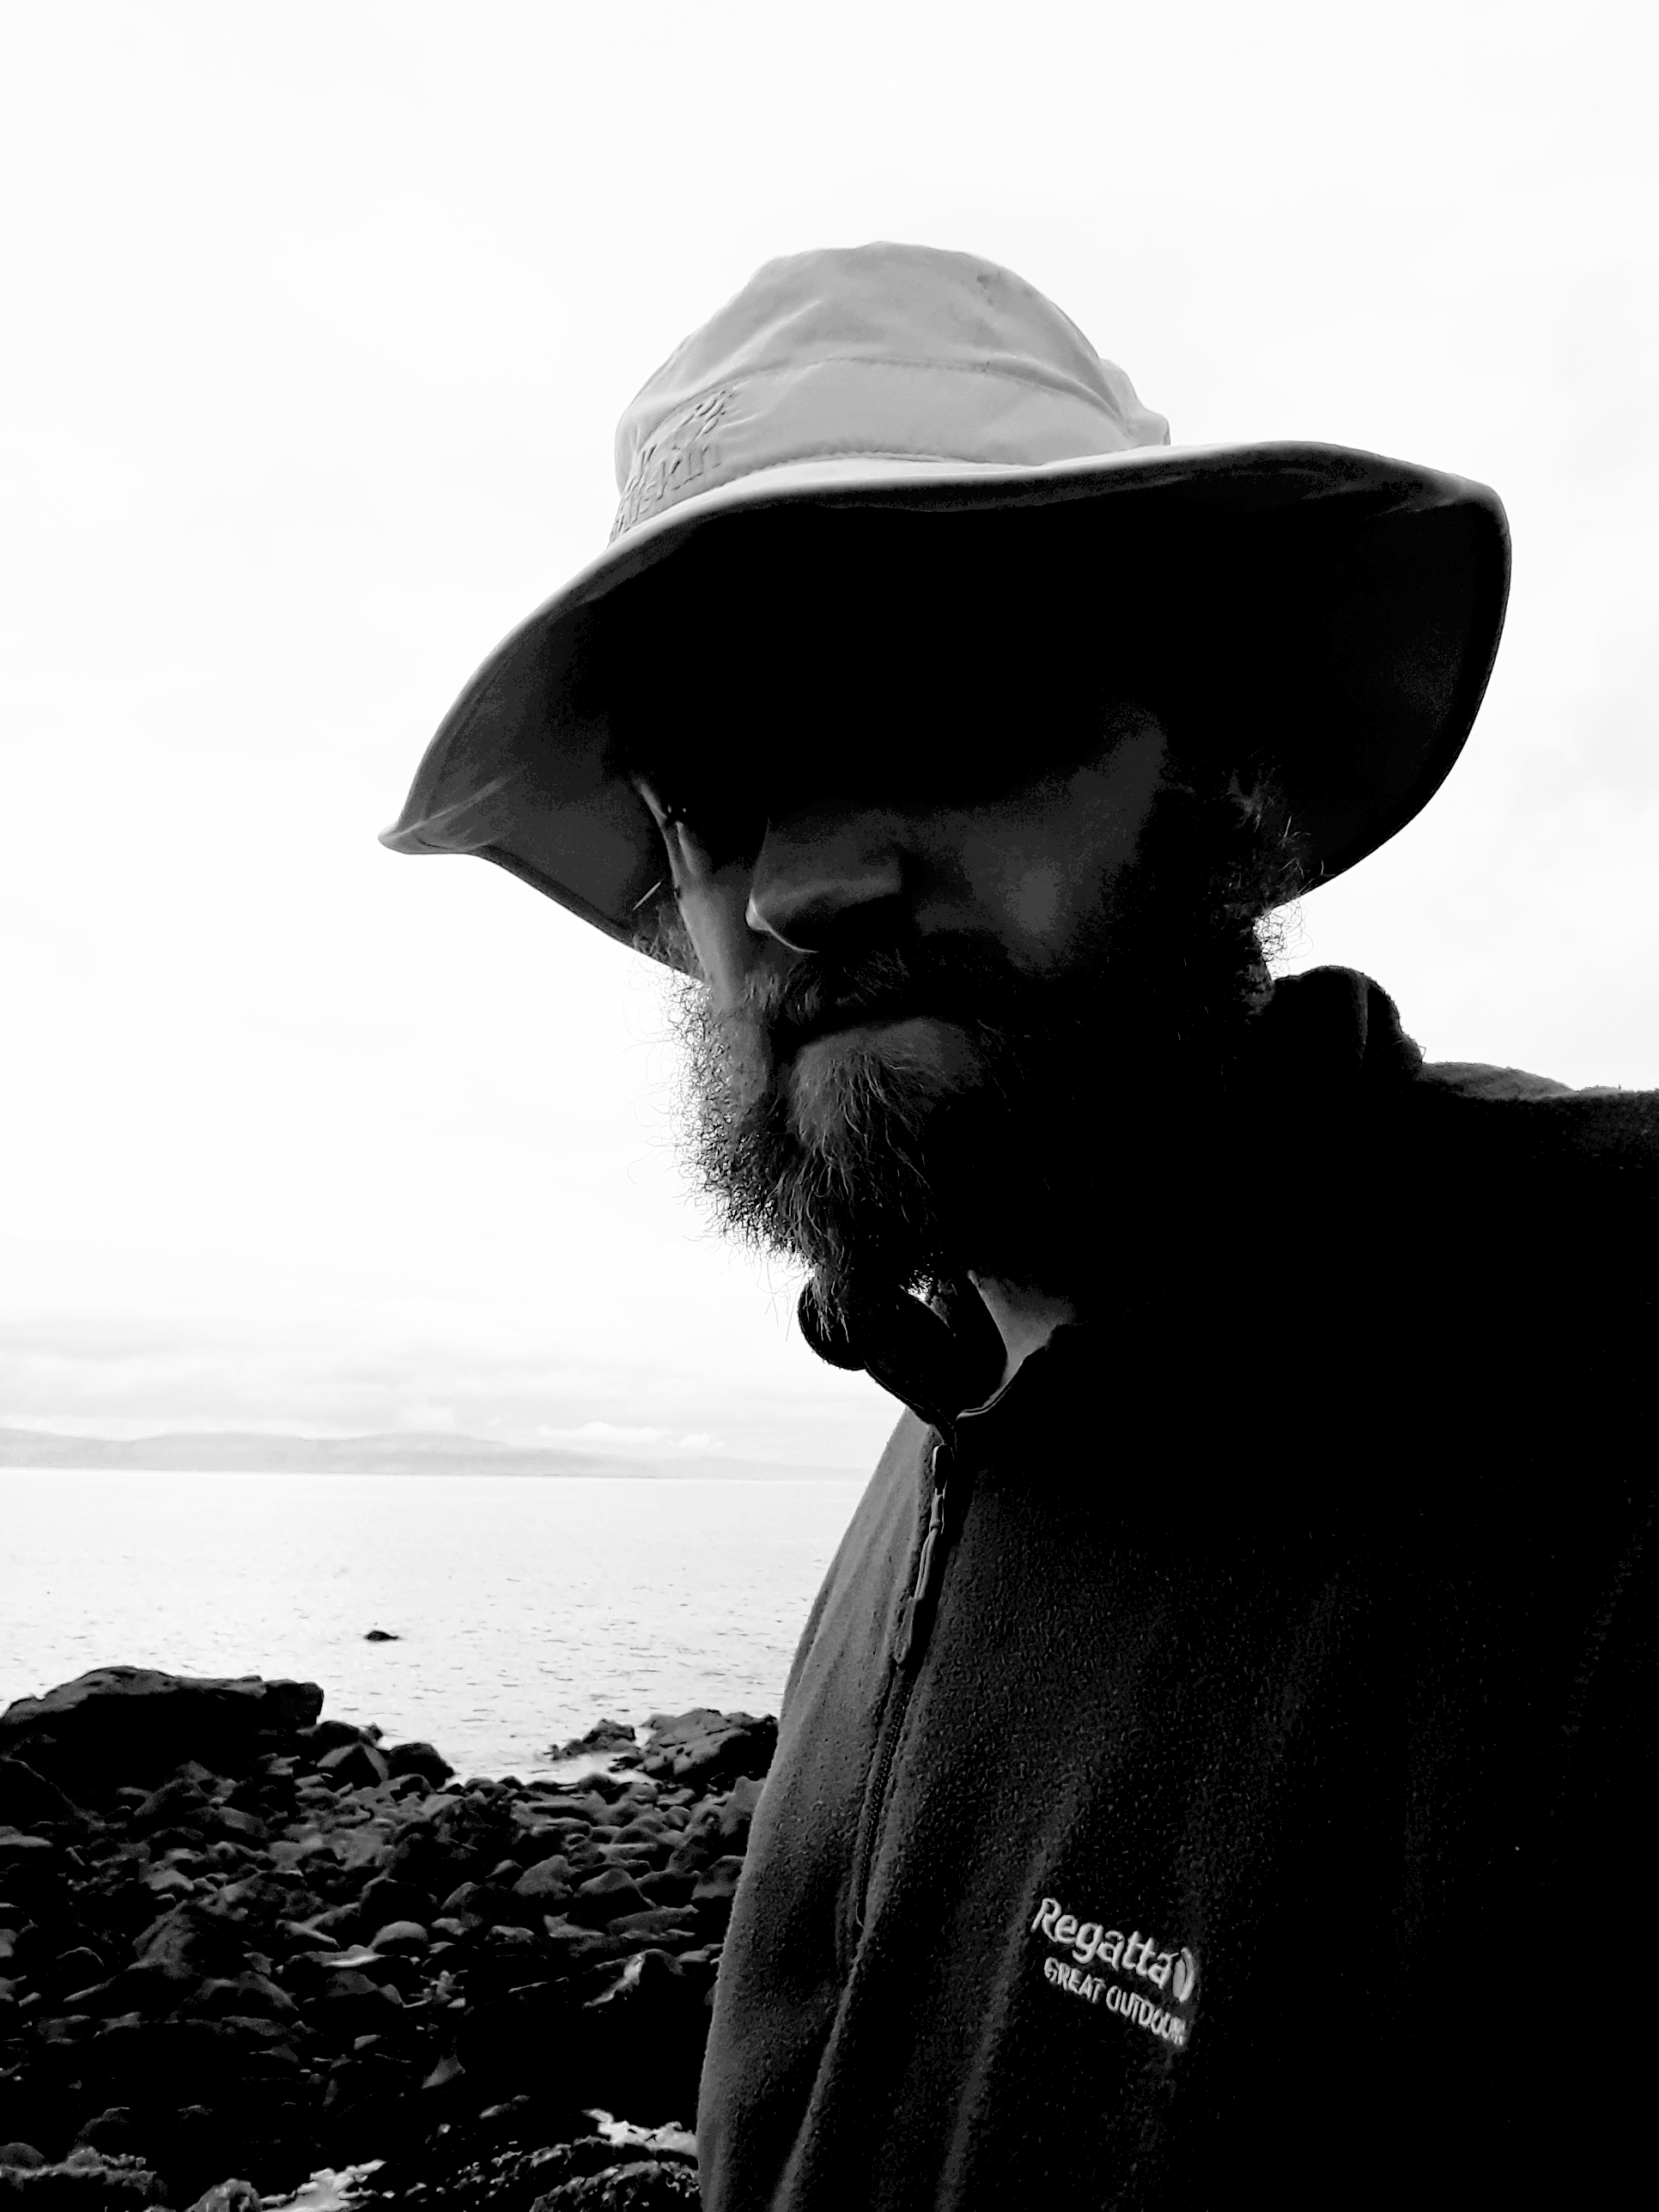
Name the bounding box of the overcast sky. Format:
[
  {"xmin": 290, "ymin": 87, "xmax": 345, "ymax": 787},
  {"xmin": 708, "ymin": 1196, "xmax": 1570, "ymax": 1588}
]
[{"xmin": 3, "ymin": 2, "xmax": 1654, "ymax": 1473}]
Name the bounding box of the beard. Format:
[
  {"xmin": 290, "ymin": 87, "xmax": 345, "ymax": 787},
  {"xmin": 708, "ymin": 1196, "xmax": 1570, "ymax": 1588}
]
[{"xmin": 658, "ymin": 782, "xmax": 1298, "ymax": 1322}]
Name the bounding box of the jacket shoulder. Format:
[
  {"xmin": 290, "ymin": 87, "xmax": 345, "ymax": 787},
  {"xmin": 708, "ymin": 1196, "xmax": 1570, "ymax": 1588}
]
[{"xmin": 1413, "ymin": 1057, "xmax": 1659, "ymax": 1165}]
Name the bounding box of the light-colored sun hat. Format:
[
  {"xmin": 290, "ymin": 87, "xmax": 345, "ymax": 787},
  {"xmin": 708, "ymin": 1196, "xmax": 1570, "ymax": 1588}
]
[{"xmin": 381, "ymin": 242, "xmax": 1509, "ymax": 949}]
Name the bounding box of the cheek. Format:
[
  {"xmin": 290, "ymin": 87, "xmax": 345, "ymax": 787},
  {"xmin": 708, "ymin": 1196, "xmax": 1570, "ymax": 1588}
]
[
  {"xmin": 1006, "ymin": 861, "xmax": 1064, "ymax": 939},
  {"xmin": 957, "ymin": 839, "xmax": 1098, "ymax": 961},
  {"xmin": 677, "ymin": 878, "xmax": 759, "ymax": 1006}
]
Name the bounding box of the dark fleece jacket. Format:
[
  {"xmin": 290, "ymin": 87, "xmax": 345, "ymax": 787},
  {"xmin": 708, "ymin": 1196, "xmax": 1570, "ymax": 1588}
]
[{"xmin": 696, "ymin": 968, "xmax": 1656, "ymax": 2209}]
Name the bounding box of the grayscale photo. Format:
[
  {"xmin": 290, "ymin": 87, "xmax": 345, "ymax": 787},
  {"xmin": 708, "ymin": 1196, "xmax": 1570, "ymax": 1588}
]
[{"xmin": 3, "ymin": 5, "xmax": 1653, "ymax": 2208}]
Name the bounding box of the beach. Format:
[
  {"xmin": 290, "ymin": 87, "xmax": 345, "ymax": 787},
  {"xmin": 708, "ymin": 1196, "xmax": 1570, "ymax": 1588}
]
[{"xmin": 0, "ymin": 1668, "xmax": 767, "ymax": 2207}]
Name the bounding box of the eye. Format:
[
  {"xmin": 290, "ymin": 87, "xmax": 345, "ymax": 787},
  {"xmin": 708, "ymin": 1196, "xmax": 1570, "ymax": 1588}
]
[
  {"xmin": 678, "ymin": 805, "xmax": 769, "ymax": 872},
  {"xmin": 641, "ymin": 778, "xmax": 766, "ymax": 872}
]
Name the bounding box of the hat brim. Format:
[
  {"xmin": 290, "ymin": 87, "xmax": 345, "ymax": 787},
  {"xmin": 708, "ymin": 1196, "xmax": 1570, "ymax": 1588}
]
[{"xmin": 380, "ymin": 441, "xmax": 1509, "ymax": 951}]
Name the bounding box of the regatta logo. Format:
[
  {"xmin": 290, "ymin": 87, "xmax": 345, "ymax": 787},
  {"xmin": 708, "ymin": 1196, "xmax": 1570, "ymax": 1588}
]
[{"xmin": 1030, "ymin": 1897, "xmax": 1196, "ymax": 2050}]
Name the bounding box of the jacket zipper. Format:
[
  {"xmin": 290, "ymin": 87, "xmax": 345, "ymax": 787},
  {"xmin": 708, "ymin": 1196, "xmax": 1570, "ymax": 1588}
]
[{"xmin": 849, "ymin": 1431, "xmax": 958, "ymax": 1935}]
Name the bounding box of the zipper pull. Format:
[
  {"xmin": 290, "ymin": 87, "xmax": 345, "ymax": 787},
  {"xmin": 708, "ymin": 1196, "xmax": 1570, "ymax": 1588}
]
[{"xmin": 890, "ymin": 1440, "xmax": 953, "ymax": 1668}]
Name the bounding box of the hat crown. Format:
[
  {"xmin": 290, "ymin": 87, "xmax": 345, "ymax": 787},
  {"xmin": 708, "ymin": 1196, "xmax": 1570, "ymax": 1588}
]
[{"xmin": 611, "ymin": 243, "xmax": 1170, "ymax": 538}]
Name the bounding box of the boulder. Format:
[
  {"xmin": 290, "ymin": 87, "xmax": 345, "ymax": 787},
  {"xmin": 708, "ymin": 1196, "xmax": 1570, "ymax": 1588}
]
[
  {"xmin": 0, "ymin": 1758, "xmax": 87, "ymax": 1832},
  {"xmin": 211, "ymin": 1808, "xmax": 267, "ymax": 1845},
  {"xmin": 637, "ymin": 1711, "xmax": 776, "ymax": 1790},
  {"xmin": 512, "ymin": 1857, "xmax": 571, "ymax": 1905},
  {"xmin": 0, "ymin": 1830, "xmax": 56, "ymax": 1896},
  {"xmin": 635, "ymin": 1869, "xmax": 696, "ymax": 1908},
  {"xmin": 608, "ymin": 1907, "xmax": 699, "ymax": 1945},
  {"xmin": 355, "ymin": 1873, "xmax": 433, "ymax": 1929},
  {"xmin": 131, "ymin": 1777, "xmax": 214, "ymax": 1835},
  {"xmin": 183, "ymin": 2184, "xmax": 261, "ymax": 2212},
  {"xmin": 690, "ymin": 1856, "xmax": 746, "ymax": 1929},
  {"xmin": 386, "ymin": 1741, "xmax": 453, "ymax": 1789},
  {"xmin": 292, "ymin": 1719, "xmax": 366, "ymax": 1763},
  {"xmin": 130, "ymin": 1901, "xmax": 250, "ymax": 1994},
  {"xmin": 529, "ymin": 2157, "xmax": 700, "ymax": 2203},
  {"xmin": 717, "ymin": 1776, "xmax": 764, "ymax": 1847},
  {"xmin": 316, "ymin": 1741, "xmax": 389, "ymax": 1791},
  {"xmin": 70, "ymin": 2109, "xmax": 141, "ymax": 2156},
  {"xmin": 363, "ymin": 1630, "xmax": 399, "ymax": 1644},
  {"xmin": 48, "ymin": 1945, "xmax": 107, "ymax": 1998},
  {"xmin": 0, "ymin": 1671, "xmax": 323, "ymax": 1800},
  {"xmin": 538, "ymin": 1917, "xmax": 617, "ymax": 1970},
  {"xmin": 527, "ymin": 1793, "xmax": 605, "ymax": 1825},
  {"xmin": 569, "ymin": 1870, "xmax": 650, "ymax": 1927},
  {"xmin": 368, "ymin": 1919, "xmax": 428, "ymax": 1955},
  {"xmin": 550, "ymin": 1719, "xmax": 639, "ymax": 1761}
]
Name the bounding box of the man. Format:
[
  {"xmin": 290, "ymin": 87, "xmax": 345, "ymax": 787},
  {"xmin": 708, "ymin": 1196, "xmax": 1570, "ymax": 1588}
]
[{"xmin": 385, "ymin": 246, "xmax": 1654, "ymax": 2205}]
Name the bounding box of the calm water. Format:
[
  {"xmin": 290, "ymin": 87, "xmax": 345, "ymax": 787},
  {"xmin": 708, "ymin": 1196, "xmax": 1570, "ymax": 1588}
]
[{"xmin": 0, "ymin": 1470, "xmax": 866, "ymax": 1778}]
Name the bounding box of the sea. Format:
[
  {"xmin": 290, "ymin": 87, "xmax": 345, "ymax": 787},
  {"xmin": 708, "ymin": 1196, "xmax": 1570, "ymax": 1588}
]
[{"xmin": 0, "ymin": 1469, "xmax": 867, "ymax": 1778}]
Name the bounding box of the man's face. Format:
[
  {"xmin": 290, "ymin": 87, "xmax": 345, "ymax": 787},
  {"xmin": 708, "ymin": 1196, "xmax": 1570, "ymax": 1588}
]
[{"xmin": 639, "ymin": 707, "xmax": 1281, "ymax": 1309}]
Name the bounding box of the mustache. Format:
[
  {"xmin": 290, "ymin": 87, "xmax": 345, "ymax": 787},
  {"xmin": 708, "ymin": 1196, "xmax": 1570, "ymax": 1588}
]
[{"xmin": 741, "ymin": 938, "xmax": 1022, "ymax": 1061}]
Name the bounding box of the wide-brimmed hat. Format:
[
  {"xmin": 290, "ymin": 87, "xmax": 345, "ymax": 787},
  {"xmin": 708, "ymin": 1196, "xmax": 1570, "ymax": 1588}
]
[{"xmin": 381, "ymin": 243, "xmax": 1509, "ymax": 949}]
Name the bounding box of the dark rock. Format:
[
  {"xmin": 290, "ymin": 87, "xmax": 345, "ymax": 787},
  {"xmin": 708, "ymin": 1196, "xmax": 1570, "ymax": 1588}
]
[
  {"xmin": 664, "ymin": 1826, "xmax": 719, "ymax": 1881},
  {"xmin": 385, "ymin": 1741, "xmax": 453, "ymax": 1789},
  {"xmin": 363, "ymin": 1631, "xmax": 399, "ymax": 1644},
  {"xmin": 484, "ymin": 1924, "xmax": 538, "ymax": 1950},
  {"xmin": 468, "ymin": 1885, "xmax": 526, "ymax": 1929},
  {"xmin": 550, "ymin": 1720, "xmax": 638, "ymax": 1760},
  {"xmin": 0, "ymin": 1671, "xmax": 323, "ymax": 1800},
  {"xmin": 638, "ymin": 1710, "xmax": 776, "ymax": 1790},
  {"xmin": 295, "ymin": 1902, "xmax": 362, "ymax": 1943},
  {"xmin": 608, "ymin": 1908, "xmax": 699, "ymax": 1945},
  {"xmin": 131, "ymin": 1778, "xmax": 212, "ymax": 1836},
  {"xmin": 210, "ymin": 1808, "xmax": 267, "ymax": 1846},
  {"xmin": 386, "ymin": 1789, "xmax": 515, "ymax": 1894},
  {"xmin": 130, "ymin": 1901, "xmax": 249, "ymax": 1996},
  {"xmin": 182, "ymin": 2183, "xmax": 261, "ymax": 2212},
  {"xmin": 576, "ymin": 1949, "xmax": 711, "ymax": 2130},
  {"xmin": 0, "ymin": 1677, "xmax": 746, "ymax": 2203},
  {"xmin": 538, "ymin": 1917, "xmax": 618, "ymax": 1970},
  {"xmin": 356, "ymin": 1875, "xmax": 432, "ymax": 1928},
  {"xmin": 527, "ymin": 1794, "xmax": 604, "ymax": 1825},
  {"xmin": 0, "ymin": 1832, "xmax": 57, "ymax": 1890},
  {"xmin": 0, "ymin": 1760, "xmax": 87, "ymax": 1834},
  {"xmin": 569, "ymin": 1870, "xmax": 650, "ymax": 1927},
  {"xmin": 316, "ymin": 1741, "xmax": 389, "ymax": 1791},
  {"xmin": 610, "ymin": 1814, "xmax": 666, "ymax": 1846},
  {"xmin": 635, "ymin": 1869, "xmax": 696, "ymax": 1908},
  {"xmin": 190, "ymin": 1971, "xmax": 295, "ymax": 2021},
  {"xmin": 70, "ymin": 2108, "xmax": 141, "ymax": 2155},
  {"xmin": 530, "ymin": 2158, "xmax": 701, "ymax": 2204},
  {"xmin": 368, "ymin": 1921, "xmax": 428, "ymax": 1955},
  {"xmin": 47, "ymin": 1947, "xmax": 106, "ymax": 1999},
  {"xmin": 0, "ymin": 2146, "xmax": 167, "ymax": 2203},
  {"xmin": 292, "ymin": 1719, "xmax": 367, "ymax": 1763},
  {"xmin": 512, "ymin": 1859, "xmax": 571, "ymax": 1904},
  {"xmin": 690, "ymin": 1856, "xmax": 745, "ymax": 1930},
  {"xmin": 717, "ymin": 1775, "xmax": 764, "ymax": 1847},
  {"xmin": 599, "ymin": 1838, "xmax": 654, "ymax": 1869}
]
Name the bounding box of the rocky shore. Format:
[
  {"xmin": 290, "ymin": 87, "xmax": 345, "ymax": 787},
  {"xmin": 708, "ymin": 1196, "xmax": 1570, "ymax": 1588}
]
[{"xmin": 0, "ymin": 1669, "xmax": 780, "ymax": 2208}]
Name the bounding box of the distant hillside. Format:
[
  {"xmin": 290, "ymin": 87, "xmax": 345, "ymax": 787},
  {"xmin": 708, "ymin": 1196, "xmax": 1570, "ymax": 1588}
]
[{"xmin": 0, "ymin": 1426, "xmax": 717, "ymax": 1478}]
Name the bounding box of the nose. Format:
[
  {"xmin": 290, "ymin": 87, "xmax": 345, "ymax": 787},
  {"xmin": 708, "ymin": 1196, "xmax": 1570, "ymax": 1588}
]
[{"xmin": 744, "ymin": 816, "xmax": 908, "ymax": 952}]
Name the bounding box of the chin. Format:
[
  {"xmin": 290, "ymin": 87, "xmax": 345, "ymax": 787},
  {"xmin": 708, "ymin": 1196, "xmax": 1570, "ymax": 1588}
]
[{"xmin": 787, "ymin": 1015, "xmax": 981, "ymax": 1149}]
